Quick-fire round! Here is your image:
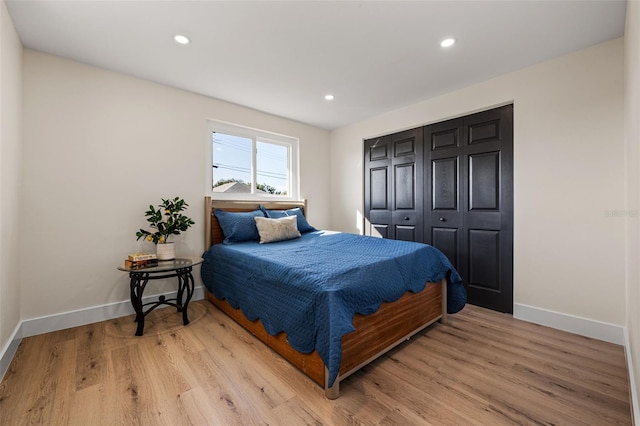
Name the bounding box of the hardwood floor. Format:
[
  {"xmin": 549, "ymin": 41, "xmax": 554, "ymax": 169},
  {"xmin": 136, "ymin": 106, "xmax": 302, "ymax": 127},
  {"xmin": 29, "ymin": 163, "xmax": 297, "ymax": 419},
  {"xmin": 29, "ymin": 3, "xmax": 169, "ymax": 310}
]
[{"xmin": 0, "ymin": 300, "xmax": 632, "ymax": 425}]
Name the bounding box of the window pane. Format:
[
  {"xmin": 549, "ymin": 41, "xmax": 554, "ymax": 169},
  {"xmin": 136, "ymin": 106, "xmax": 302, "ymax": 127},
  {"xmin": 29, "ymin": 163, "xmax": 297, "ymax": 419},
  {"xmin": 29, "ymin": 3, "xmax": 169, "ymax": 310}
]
[
  {"xmin": 212, "ymin": 132, "xmax": 253, "ymax": 193},
  {"xmin": 257, "ymin": 141, "xmax": 288, "ymax": 196},
  {"xmin": 208, "ymin": 120, "xmax": 298, "ymax": 200}
]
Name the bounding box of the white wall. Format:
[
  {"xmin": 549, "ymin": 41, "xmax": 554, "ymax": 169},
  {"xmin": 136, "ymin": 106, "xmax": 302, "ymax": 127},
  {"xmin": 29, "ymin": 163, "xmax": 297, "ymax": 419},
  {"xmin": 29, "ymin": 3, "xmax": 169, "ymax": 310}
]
[
  {"xmin": 21, "ymin": 50, "xmax": 330, "ymax": 320},
  {"xmin": 330, "ymin": 38, "xmax": 626, "ymax": 327},
  {"xmin": 0, "ymin": 0, "xmax": 23, "ymax": 361},
  {"xmin": 624, "ymin": 0, "xmax": 640, "ymax": 417}
]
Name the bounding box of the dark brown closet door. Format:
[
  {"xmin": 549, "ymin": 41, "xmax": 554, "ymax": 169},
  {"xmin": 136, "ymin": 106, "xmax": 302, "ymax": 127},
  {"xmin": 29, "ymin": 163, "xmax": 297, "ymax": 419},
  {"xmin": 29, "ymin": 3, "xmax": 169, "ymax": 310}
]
[
  {"xmin": 424, "ymin": 117, "xmax": 465, "ymax": 272},
  {"xmin": 364, "ymin": 128, "xmax": 423, "ymax": 242},
  {"xmin": 424, "ymin": 105, "xmax": 513, "ymax": 313},
  {"xmin": 364, "ymin": 135, "xmax": 393, "ymax": 238}
]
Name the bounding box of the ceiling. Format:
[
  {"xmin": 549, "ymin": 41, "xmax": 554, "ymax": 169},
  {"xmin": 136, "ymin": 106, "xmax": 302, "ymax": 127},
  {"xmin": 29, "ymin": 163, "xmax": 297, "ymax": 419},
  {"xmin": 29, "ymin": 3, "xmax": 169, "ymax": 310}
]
[{"xmin": 6, "ymin": 0, "xmax": 627, "ymax": 130}]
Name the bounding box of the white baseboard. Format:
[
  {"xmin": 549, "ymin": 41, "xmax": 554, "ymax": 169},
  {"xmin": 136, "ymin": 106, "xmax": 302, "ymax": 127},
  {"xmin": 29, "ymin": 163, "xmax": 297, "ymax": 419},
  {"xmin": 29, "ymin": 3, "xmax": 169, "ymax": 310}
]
[
  {"xmin": 0, "ymin": 286, "xmax": 204, "ymax": 381},
  {"xmin": 513, "ymin": 303, "xmax": 625, "ymax": 345},
  {"xmin": 22, "ymin": 286, "xmax": 205, "ymax": 337},
  {"xmin": 624, "ymin": 327, "xmax": 639, "ymax": 425},
  {"xmin": 0, "ymin": 321, "xmax": 24, "ymax": 381}
]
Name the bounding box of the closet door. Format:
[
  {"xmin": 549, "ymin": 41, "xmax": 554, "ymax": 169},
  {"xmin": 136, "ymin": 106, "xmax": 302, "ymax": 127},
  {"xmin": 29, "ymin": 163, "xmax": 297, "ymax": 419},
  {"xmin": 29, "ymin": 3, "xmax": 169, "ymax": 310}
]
[
  {"xmin": 463, "ymin": 106, "xmax": 513, "ymax": 313},
  {"xmin": 424, "ymin": 105, "xmax": 513, "ymax": 313},
  {"xmin": 424, "ymin": 117, "xmax": 465, "ymax": 274},
  {"xmin": 364, "ymin": 128, "xmax": 423, "ymax": 242},
  {"xmin": 364, "ymin": 135, "xmax": 393, "ymax": 238}
]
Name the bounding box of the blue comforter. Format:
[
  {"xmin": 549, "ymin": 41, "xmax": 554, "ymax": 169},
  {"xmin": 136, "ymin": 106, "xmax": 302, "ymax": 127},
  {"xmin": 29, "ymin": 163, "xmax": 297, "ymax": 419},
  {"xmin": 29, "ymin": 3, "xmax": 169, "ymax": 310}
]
[{"xmin": 201, "ymin": 231, "xmax": 465, "ymax": 387}]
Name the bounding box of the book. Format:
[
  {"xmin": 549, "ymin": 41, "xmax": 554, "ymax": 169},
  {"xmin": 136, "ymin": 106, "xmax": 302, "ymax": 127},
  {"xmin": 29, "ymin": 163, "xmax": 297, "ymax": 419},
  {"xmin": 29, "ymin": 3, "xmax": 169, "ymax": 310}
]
[
  {"xmin": 128, "ymin": 253, "xmax": 157, "ymax": 261},
  {"xmin": 124, "ymin": 259, "xmax": 159, "ymax": 269}
]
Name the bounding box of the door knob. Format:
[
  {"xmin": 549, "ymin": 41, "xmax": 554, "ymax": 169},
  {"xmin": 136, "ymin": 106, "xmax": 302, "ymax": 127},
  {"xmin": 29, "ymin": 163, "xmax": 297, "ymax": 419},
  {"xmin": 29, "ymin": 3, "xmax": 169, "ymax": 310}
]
[
  {"xmin": 403, "ymin": 217, "xmax": 410, "ymax": 221},
  {"xmin": 439, "ymin": 217, "xmax": 446, "ymax": 222}
]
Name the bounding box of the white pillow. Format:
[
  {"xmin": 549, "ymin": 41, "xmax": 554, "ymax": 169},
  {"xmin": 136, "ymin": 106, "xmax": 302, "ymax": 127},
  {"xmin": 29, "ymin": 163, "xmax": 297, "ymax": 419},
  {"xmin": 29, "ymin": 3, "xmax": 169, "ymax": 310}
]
[{"xmin": 254, "ymin": 216, "xmax": 301, "ymax": 244}]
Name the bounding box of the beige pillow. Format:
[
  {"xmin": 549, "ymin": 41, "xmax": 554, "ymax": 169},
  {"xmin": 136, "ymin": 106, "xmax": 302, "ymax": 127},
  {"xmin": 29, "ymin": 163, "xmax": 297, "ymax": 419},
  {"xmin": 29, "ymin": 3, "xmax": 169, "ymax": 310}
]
[{"xmin": 254, "ymin": 216, "xmax": 301, "ymax": 244}]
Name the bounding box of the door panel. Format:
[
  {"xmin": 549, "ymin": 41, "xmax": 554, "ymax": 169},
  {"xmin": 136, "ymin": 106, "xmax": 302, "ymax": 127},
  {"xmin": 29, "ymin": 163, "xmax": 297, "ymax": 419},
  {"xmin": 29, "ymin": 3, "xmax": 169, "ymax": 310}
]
[
  {"xmin": 370, "ymin": 144, "xmax": 388, "ymax": 160},
  {"xmin": 432, "ymin": 227, "xmax": 459, "ymax": 269},
  {"xmin": 468, "ymin": 119, "xmax": 500, "ymax": 144},
  {"xmin": 394, "ymin": 163, "xmax": 415, "ymax": 210},
  {"xmin": 394, "ymin": 137, "xmax": 415, "ymax": 156},
  {"xmin": 432, "ymin": 157, "xmax": 458, "ymax": 211},
  {"xmin": 372, "ymin": 224, "xmax": 389, "ymax": 239},
  {"xmin": 395, "ymin": 225, "xmax": 417, "ymax": 242},
  {"xmin": 468, "ymin": 229, "xmax": 500, "ymax": 291},
  {"xmin": 469, "ymin": 151, "xmax": 500, "ymax": 211},
  {"xmin": 370, "ymin": 167, "xmax": 389, "ymax": 210},
  {"xmin": 427, "ymin": 125, "xmax": 462, "ymax": 151}
]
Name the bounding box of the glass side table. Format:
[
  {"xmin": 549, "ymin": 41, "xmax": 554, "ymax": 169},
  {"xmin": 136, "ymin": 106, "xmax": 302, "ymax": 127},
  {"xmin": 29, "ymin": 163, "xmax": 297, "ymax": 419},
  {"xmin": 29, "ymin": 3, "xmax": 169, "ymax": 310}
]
[{"xmin": 118, "ymin": 257, "xmax": 203, "ymax": 336}]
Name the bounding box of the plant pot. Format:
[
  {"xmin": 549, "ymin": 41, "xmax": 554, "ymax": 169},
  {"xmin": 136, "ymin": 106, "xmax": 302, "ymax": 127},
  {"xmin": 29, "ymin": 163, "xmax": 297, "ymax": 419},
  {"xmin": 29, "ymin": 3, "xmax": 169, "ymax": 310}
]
[{"xmin": 156, "ymin": 242, "xmax": 175, "ymax": 261}]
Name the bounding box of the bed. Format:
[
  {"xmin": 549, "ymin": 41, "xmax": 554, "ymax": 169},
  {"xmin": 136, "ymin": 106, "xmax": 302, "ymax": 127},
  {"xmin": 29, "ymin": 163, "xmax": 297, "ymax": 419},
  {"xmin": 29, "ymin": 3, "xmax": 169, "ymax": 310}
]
[{"xmin": 201, "ymin": 197, "xmax": 465, "ymax": 399}]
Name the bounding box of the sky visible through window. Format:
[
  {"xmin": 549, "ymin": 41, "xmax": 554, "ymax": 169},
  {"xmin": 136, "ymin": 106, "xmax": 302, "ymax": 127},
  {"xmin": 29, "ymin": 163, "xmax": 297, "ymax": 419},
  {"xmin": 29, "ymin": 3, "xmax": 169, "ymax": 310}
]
[{"xmin": 213, "ymin": 132, "xmax": 288, "ymax": 194}]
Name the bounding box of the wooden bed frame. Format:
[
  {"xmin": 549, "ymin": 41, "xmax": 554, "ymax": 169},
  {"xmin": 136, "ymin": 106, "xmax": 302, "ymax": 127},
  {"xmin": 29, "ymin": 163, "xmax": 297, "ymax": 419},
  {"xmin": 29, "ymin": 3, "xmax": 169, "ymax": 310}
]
[{"xmin": 203, "ymin": 197, "xmax": 447, "ymax": 399}]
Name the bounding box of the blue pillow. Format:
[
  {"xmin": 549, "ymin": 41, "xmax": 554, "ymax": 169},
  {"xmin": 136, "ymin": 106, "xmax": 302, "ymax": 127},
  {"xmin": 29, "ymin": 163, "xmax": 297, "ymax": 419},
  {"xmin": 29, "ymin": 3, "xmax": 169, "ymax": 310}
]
[
  {"xmin": 260, "ymin": 206, "xmax": 317, "ymax": 233},
  {"xmin": 214, "ymin": 209, "xmax": 265, "ymax": 244}
]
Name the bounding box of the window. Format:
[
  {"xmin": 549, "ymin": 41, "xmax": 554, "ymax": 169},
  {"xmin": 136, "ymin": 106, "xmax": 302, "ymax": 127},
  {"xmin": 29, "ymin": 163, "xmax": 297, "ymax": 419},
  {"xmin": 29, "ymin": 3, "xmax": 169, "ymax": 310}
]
[{"xmin": 206, "ymin": 120, "xmax": 299, "ymax": 200}]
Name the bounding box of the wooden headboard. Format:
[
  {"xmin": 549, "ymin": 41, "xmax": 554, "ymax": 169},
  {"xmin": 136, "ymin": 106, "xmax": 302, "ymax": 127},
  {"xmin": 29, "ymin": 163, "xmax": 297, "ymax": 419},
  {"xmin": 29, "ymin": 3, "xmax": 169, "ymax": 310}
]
[{"xmin": 204, "ymin": 197, "xmax": 308, "ymax": 249}]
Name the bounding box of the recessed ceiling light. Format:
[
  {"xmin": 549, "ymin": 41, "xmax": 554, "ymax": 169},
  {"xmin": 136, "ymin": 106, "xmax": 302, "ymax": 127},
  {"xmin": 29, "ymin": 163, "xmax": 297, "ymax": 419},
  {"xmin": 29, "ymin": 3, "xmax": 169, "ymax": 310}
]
[
  {"xmin": 325, "ymin": 94, "xmax": 335, "ymax": 101},
  {"xmin": 440, "ymin": 38, "xmax": 456, "ymax": 48},
  {"xmin": 174, "ymin": 34, "xmax": 191, "ymax": 45}
]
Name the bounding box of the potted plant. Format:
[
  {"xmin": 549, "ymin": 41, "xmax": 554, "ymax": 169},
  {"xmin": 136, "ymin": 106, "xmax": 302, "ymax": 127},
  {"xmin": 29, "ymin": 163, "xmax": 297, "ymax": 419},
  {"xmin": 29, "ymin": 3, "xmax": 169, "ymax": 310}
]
[{"xmin": 136, "ymin": 197, "xmax": 195, "ymax": 260}]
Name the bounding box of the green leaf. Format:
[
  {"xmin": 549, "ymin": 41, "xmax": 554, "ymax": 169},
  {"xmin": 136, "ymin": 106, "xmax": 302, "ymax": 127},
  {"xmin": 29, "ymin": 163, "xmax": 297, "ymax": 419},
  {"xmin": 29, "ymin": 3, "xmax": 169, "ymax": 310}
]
[{"xmin": 135, "ymin": 197, "xmax": 194, "ymax": 243}]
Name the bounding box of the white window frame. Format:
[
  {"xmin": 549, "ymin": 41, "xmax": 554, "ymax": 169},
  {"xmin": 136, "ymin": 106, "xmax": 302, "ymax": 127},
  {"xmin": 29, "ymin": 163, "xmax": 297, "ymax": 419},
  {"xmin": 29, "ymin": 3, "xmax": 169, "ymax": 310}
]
[{"xmin": 206, "ymin": 119, "xmax": 300, "ymax": 200}]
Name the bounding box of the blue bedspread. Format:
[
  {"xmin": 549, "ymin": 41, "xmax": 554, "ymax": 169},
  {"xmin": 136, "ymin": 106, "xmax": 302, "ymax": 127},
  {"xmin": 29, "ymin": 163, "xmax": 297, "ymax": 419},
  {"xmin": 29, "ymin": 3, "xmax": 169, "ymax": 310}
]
[{"xmin": 201, "ymin": 231, "xmax": 465, "ymax": 387}]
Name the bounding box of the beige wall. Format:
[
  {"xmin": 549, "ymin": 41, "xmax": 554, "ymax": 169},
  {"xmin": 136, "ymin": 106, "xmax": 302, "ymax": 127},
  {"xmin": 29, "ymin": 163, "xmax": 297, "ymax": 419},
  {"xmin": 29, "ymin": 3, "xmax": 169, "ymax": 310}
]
[
  {"xmin": 0, "ymin": 0, "xmax": 22, "ymax": 354},
  {"xmin": 624, "ymin": 0, "xmax": 640, "ymax": 415},
  {"xmin": 20, "ymin": 50, "xmax": 330, "ymax": 319},
  {"xmin": 330, "ymin": 38, "xmax": 626, "ymax": 326}
]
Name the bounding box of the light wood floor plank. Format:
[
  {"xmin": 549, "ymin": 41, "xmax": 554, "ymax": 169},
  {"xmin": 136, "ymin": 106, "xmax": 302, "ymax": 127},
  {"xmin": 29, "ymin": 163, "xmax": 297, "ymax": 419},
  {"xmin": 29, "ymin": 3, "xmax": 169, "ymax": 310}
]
[
  {"xmin": 0, "ymin": 301, "xmax": 632, "ymax": 425},
  {"xmin": 423, "ymin": 320, "xmax": 631, "ymax": 409},
  {"xmin": 75, "ymin": 322, "xmax": 106, "ymax": 392}
]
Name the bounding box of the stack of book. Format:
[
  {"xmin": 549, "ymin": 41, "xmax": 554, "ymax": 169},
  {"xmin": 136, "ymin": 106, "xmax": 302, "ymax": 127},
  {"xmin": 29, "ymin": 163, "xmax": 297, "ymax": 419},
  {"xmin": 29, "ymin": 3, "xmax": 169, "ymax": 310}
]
[{"xmin": 124, "ymin": 253, "xmax": 158, "ymax": 269}]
